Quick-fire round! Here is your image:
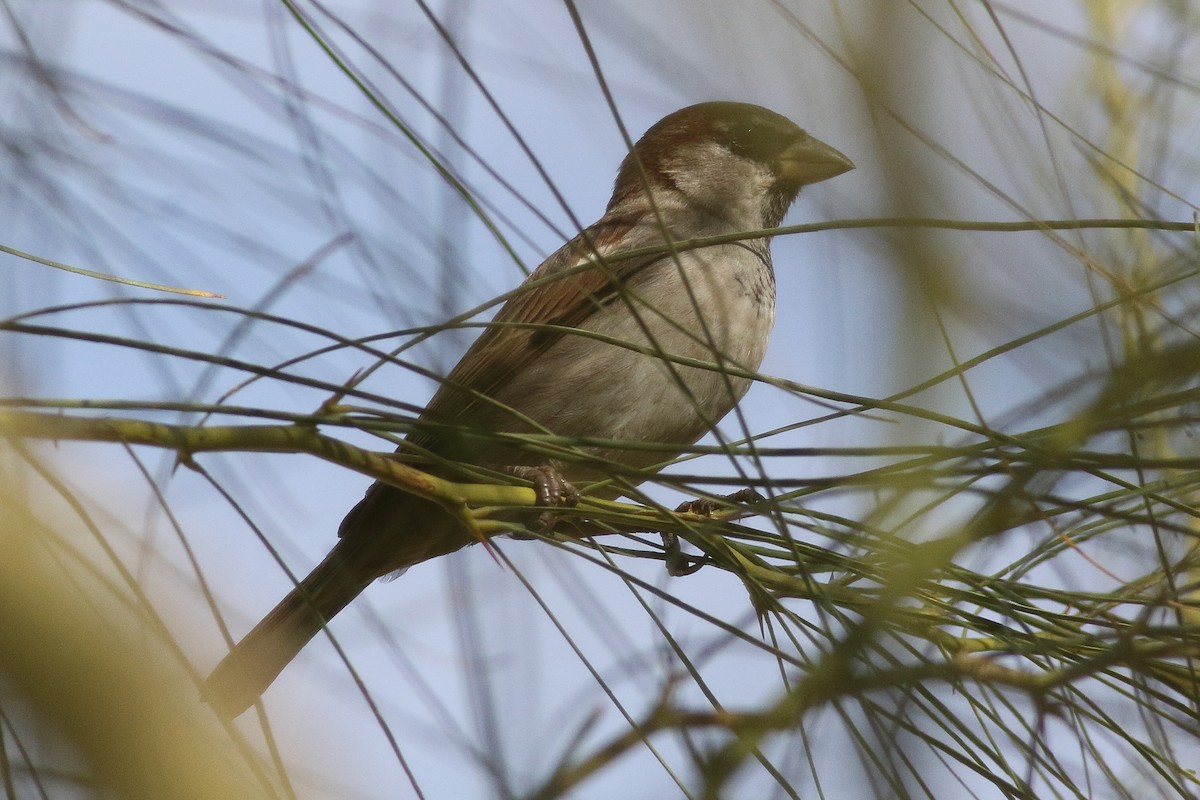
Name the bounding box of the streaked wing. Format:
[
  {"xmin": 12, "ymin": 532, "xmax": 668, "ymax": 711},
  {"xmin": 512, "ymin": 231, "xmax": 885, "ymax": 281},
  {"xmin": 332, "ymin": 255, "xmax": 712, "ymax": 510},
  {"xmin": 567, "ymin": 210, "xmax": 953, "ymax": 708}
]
[{"xmin": 414, "ymin": 212, "xmax": 668, "ymax": 443}]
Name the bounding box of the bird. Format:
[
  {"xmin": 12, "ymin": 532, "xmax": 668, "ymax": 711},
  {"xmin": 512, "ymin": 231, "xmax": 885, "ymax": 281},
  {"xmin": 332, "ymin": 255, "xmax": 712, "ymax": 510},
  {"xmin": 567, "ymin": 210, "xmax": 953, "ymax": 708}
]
[{"xmin": 203, "ymin": 101, "xmax": 853, "ymax": 718}]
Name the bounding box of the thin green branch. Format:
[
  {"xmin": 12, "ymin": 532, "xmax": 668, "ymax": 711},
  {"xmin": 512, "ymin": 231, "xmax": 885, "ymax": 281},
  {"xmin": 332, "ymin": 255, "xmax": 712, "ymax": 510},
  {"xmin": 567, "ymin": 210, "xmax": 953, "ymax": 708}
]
[{"xmin": 1, "ymin": 242, "xmax": 223, "ymax": 297}]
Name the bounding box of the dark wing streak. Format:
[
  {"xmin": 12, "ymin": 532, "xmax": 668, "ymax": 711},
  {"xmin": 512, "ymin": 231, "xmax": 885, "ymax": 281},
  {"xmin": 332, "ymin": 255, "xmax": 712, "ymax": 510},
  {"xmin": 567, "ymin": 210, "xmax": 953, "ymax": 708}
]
[{"xmin": 410, "ymin": 214, "xmax": 666, "ymax": 447}]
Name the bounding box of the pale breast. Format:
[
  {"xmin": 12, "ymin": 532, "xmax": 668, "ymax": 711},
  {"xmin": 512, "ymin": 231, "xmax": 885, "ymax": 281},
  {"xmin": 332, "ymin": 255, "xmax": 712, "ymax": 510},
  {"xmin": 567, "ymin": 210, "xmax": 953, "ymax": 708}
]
[{"xmin": 487, "ymin": 242, "xmax": 776, "ymax": 476}]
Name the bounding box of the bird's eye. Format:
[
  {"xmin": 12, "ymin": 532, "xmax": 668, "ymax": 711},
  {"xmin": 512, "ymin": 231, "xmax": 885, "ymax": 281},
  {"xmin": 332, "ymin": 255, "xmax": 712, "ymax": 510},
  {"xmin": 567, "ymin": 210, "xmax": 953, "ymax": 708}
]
[{"xmin": 724, "ymin": 123, "xmax": 789, "ymax": 162}]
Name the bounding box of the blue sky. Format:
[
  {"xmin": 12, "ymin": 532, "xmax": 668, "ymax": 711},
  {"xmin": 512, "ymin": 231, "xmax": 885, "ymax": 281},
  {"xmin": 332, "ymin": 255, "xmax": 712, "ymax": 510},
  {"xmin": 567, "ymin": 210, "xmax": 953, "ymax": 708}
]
[{"xmin": 3, "ymin": 2, "xmax": 1198, "ymax": 798}]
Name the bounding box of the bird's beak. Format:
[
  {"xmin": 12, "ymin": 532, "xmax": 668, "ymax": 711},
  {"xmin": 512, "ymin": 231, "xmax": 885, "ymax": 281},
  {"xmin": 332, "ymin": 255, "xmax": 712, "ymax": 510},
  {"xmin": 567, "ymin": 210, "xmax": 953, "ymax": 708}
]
[{"xmin": 778, "ymin": 134, "xmax": 855, "ymax": 186}]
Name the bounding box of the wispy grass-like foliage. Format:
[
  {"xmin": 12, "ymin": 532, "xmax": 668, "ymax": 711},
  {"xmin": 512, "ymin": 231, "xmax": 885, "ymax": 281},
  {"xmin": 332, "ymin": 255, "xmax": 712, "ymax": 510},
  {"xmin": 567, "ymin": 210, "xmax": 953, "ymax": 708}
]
[{"xmin": 1, "ymin": 2, "xmax": 1198, "ymax": 798}]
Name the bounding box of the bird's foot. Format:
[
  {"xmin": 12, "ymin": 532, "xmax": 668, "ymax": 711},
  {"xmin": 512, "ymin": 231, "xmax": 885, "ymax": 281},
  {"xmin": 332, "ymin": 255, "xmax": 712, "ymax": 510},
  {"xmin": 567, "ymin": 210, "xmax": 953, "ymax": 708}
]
[
  {"xmin": 663, "ymin": 488, "xmax": 765, "ymax": 576},
  {"xmin": 506, "ymin": 464, "xmax": 580, "ymax": 535},
  {"xmin": 674, "ymin": 487, "xmax": 764, "ymax": 517},
  {"xmin": 660, "ymin": 530, "xmax": 705, "ymax": 576}
]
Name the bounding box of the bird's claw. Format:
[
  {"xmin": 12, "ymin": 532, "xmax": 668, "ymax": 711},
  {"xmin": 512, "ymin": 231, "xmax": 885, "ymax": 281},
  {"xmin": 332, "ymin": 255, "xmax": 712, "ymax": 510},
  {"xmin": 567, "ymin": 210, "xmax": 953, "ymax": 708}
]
[
  {"xmin": 661, "ymin": 531, "xmax": 705, "ymax": 576},
  {"xmin": 506, "ymin": 465, "xmax": 579, "ymax": 535},
  {"xmin": 664, "ymin": 488, "xmax": 764, "ymax": 576},
  {"xmin": 674, "ymin": 487, "xmax": 764, "ymax": 516}
]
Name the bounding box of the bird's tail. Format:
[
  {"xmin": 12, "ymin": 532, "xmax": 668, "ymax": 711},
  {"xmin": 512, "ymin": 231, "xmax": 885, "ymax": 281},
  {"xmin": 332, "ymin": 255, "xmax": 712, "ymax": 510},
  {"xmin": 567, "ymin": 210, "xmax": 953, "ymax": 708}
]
[{"xmin": 202, "ymin": 547, "xmax": 367, "ymax": 720}]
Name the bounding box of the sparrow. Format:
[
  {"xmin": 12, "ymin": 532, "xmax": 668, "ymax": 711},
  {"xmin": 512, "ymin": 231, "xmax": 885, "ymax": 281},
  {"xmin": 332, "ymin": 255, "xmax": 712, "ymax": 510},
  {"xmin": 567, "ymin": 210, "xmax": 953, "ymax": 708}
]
[{"xmin": 203, "ymin": 101, "xmax": 853, "ymax": 718}]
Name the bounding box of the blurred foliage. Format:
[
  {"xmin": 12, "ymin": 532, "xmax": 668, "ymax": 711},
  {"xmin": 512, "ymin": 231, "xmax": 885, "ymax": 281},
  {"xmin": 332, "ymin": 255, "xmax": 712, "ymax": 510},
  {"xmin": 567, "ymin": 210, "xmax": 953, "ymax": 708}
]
[{"xmin": 2, "ymin": 1, "xmax": 1199, "ymax": 798}]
